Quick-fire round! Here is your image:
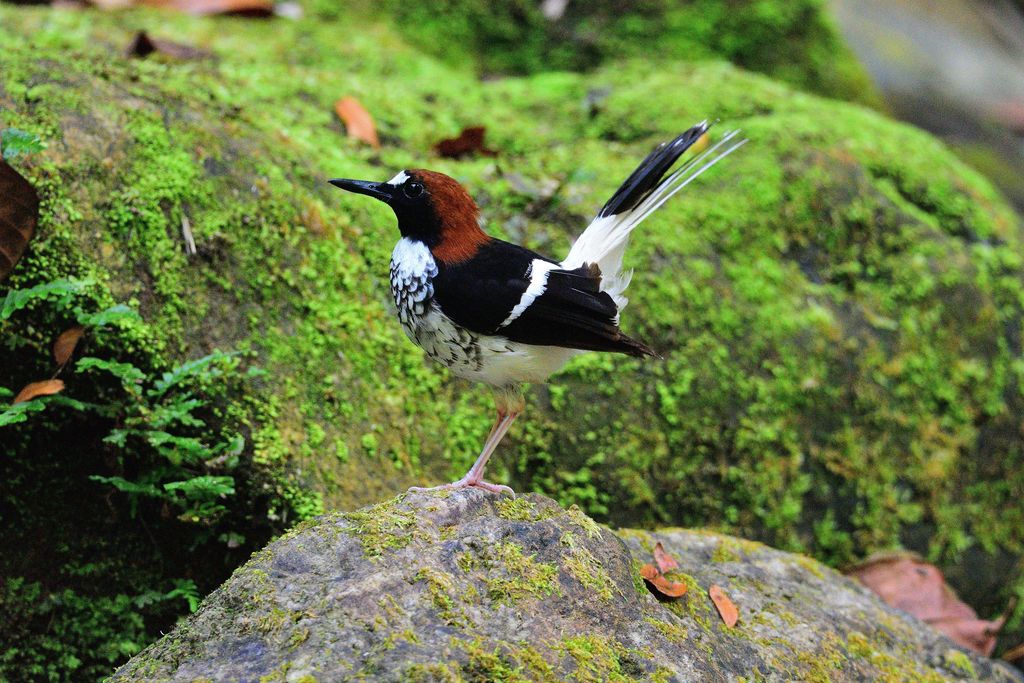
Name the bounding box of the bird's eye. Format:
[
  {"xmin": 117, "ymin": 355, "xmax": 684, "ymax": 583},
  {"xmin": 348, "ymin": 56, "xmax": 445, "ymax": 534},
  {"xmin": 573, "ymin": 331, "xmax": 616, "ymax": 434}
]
[{"xmin": 404, "ymin": 182, "xmax": 424, "ymax": 199}]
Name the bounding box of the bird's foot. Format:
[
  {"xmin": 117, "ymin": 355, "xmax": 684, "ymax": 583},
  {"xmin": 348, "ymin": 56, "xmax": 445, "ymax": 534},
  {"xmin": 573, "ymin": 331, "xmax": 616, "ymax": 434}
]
[{"xmin": 409, "ymin": 477, "xmax": 514, "ymax": 496}]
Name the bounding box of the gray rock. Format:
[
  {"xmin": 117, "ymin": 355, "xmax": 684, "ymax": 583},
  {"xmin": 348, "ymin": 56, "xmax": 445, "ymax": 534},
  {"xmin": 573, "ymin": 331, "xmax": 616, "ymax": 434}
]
[{"xmin": 112, "ymin": 491, "xmax": 1021, "ymax": 682}]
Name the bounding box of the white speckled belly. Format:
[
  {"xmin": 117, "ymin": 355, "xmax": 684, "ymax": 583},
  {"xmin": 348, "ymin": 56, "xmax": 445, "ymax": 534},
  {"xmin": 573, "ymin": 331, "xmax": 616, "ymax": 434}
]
[{"xmin": 388, "ymin": 237, "xmax": 578, "ymax": 386}]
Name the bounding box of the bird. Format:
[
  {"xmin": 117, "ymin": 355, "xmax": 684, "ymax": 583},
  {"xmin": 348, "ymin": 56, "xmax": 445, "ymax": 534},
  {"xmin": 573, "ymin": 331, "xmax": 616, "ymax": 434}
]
[{"xmin": 330, "ymin": 121, "xmax": 745, "ymax": 494}]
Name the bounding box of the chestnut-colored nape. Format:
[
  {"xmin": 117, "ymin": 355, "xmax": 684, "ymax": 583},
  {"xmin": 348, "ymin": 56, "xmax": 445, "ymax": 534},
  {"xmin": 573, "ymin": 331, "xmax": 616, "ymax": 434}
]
[{"xmin": 414, "ymin": 169, "xmax": 490, "ymax": 263}]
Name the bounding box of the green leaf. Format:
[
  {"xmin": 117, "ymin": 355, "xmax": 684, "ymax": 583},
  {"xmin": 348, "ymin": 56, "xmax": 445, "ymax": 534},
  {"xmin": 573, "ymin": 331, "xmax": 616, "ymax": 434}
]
[
  {"xmin": 77, "ymin": 304, "xmax": 141, "ymax": 329},
  {"xmin": 1, "ymin": 128, "xmax": 45, "ymax": 160},
  {"xmin": 76, "ymin": 357, "xmax": 146, "ymax": 386},
  {"xmin": 0, "ymin": 399, "xmax": 48, "ymax": 427},
  {"xmin": 163, "ymin": 475, "xmax": 235, "ymax": 500},
  {"xmin": 147, "ymin": 397, "xmax": 205, "ymax": 429},
  {"xmin": 144, "ymin": 430, "xmax": 210, "ymax": 464},
  {"xmin": 1, "ymin": 278, "xmax": 94, "ymax": 320},
  {"xmin": 165, "ymin": 579, "xmax": 201, "ymax": 612},
  {"xmin": 132, "ymin": 579, "xmax": 200, "ymax": 612},
  {"xmin": 88, "ymin": 475, "xmax": 163, "ymax": 498},
  {"xmin": 151, "ymin": 351, "xmax": 237, "ymax": 398}
]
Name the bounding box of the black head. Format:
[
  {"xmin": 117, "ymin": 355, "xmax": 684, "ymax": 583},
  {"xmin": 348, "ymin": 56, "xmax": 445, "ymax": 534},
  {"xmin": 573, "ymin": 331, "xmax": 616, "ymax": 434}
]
[
  {"xmin": 329, "ymin": 170, "xmax": 487, "ymax": 261},
  {"xmin": 330, "ymin": 170, "xmax": 438, "ymax": 241}
]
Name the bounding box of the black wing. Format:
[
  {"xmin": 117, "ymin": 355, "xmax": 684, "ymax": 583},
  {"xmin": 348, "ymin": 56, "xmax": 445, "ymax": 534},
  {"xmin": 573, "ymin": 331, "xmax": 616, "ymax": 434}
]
[
  {"xmin": 498, "ymin": 265, "xmax": 655, "ymax": 357},
  {"xmin": 433, "ymin": 241, "xmax": 654, "ymax": 358}
]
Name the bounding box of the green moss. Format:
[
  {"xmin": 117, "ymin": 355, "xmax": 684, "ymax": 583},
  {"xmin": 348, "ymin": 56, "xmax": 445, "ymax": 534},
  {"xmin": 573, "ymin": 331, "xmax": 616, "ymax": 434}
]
[
  {"xmin": 554, "ymin": 634, "xmax": 649, "ymax": 683},
  {"xmin": 846, "ymin": 631, "xmax": 874, "ymax": 658},
  {"xmin": 710, "ymin": 538, "xmax": 744, "ymax": 563},
  {"xmin": 451, "ymin": 638, "xmax": 556, "ymax": 683},
  {"xmin": 629, "ymin": 558, "xmax": 649, "ymax": 599},
  {"xmin": 560, "ymin": 532, "xmax": 617, "ymax": 601},
  {"xmin": 942, "ymin": 648, "xmax": 976, "ymax": 678},
  {"xmin": 342, "ymin": 498, "xmax": 418, "ymax": 558},
  {"xmin": 495, "ymin": 497, "xmax": 542, "ymax": 522},
  {"xmin": 414, "ymin": 567, "xmax": 473, "ymax": 628},
  {"xmin": 402, "ymin": 662, "xmax": 463, "ymax": 683},
  {"xmin": 664, "ymin": 574, "xmax": 714, "ymax": 633},
  {"xmin": 459, "ymin": 644, "xmax": 527, "ymax": 683},
  {"xmin": 460, "ymin": 542, "xmax": 559, "ymax": 604},
  {"xmin": 793, "ymin": 633, "xmax": 845, "ymax": 683},
  {"xmin": 366, "ymin": 0, "xmax": 878, "ymax": 105},
  {"xmin": 644, "ymin": 617, "xmax": 688, "ymax": 644},
  {"xmin": 792, "ymin": 554, "xmax": 827, "ymax": 580},
  {"xmin": 563, "ymin": 506, "xmax": 603, "ymax": 539}
]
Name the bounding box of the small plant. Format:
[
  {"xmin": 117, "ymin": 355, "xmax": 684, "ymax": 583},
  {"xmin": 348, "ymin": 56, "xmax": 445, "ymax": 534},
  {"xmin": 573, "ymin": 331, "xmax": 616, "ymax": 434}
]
[
  {"xmin": 2, "ymin": 278, "xmax": 248, "ymax": 527},
  {"xmin": 0, "ymin": 127, "xmax": 45, "ymax": 160},
  {"xmin": 80, "ymin": 349, "xmax": 245, "ymax": 525},
  {"xmin": 1, "ymin": 276, "xmax": 269, "ymax": 678}
]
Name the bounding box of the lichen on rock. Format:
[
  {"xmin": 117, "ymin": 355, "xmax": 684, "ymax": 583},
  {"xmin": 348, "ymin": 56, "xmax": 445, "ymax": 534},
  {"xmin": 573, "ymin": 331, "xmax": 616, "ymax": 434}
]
[{"xmin": 110, "ymin": 490, "xmax": 1021, "ymax": 682}]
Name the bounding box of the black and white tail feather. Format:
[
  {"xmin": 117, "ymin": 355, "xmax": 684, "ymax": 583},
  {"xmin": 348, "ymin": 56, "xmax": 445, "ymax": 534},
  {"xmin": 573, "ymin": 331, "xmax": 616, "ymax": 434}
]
[{"xmin": 562, "ymin": 121, "xmax": 747, "ymax": 314}]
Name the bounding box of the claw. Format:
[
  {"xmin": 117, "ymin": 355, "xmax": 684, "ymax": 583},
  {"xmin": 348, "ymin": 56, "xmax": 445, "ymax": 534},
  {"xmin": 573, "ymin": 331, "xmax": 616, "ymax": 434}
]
[{"xmin": 409, "ymin": 477, "xmax": 515, "ymax": 496}]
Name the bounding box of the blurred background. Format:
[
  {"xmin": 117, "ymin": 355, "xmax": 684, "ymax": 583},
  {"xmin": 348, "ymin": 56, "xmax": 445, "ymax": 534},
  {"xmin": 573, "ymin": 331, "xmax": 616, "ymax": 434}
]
[{"xmin": 832, "ymin": 0, "xmax": 1024, "ymax": 213}]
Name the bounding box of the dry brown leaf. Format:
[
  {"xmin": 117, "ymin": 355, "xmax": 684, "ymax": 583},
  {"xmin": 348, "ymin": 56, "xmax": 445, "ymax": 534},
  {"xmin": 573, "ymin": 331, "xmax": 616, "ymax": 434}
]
[
  {"xmin": 847, "ymin": 553, "xmax": 1004, "ymax": 655},
  {"xmin": 137, "ymin": 0, "xmax": 273, "ymax": 16},
  {"xmin": 53, "ymin": 326, "xmax": 86, "ymax": 366},
  {"xmin": 434, "ymin": 126, "xmax": 497, "ymax": 159},
  {"xmin": 13, "ymin": 379, "xmax": 65, "ymax": 404},
  {"xmin": 653, "ymin": 542, "xmax": 679, "ymax": 574},
  {"xmin": 639, "ymin": 562, "xmax": 688, "ymax": 599},
  {"xmin": 126, "ymin": 31, "xmax": 213, "ymax": 60},
  {"xmin": 0, "ymin": 156, "xmax": 40, "ymax": 282},
  {"xmin": 334, "ymin": 97, "xmax": 380, "ymax": 149},
  {"xmin": 649, "ymin": 574, "xmax": 689, "ymax": 598},
  {"xmin": 709, "ymin": 584, "xmax": 738, "ymax": 627}
]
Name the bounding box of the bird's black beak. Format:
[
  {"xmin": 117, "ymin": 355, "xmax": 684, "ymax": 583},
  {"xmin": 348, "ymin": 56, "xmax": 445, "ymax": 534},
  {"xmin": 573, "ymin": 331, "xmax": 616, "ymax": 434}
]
[{"xmin": 329, "ymin": 178, "xmax": 392, "ymax": 203}]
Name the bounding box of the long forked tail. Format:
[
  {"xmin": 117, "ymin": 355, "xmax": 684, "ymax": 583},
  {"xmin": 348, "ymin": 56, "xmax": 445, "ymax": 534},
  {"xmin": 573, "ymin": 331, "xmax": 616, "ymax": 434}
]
[{"xmin": 561, "ymin": 122, "xmax": 746, "ymax": 311}]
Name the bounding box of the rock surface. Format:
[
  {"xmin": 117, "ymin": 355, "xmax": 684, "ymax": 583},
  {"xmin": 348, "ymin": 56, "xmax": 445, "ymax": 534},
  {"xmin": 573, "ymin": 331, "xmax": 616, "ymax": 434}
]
[{"xmin": 112, "ymin": 491, "xmax": 1020, "ymax": 682}]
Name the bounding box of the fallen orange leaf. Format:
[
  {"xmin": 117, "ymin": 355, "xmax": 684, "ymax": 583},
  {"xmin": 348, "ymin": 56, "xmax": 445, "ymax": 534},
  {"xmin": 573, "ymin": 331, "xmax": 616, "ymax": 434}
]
[
  {"xmin": 53, "ymin": 326, "xmax": 85, "ymax": 366},
  {"xmin": 13, "ymin": 379, "xmax": 65, "ymax": 404},
  {"xmin": 0, "ymin": 155, "xmax": 39, "ymax": 282},
  {"xmin": 334, "ymin": 96, "xmax": 380, "ymax": 149},
  {"xmin": 709, "ymin": 584, "xmax": 738, "ymax": 627},
  {"xmin": 640, "ymin": 562, "xmax": 688, "ymax": 599},
  {"xmin": 653, "ymin": 542, "xmax": 679, "ymax": 574},
  {"xmin": 649, "ymin": 574, "xmax": 689, "ymax": 598}
]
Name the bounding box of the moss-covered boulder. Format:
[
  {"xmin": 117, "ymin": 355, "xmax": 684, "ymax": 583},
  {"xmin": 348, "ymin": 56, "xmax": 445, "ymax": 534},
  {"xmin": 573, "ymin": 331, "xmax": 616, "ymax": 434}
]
[
  {"xmin": 1, "ymin": 1, "xmax": 1023, "ymax": 677},
  {"xmin": 362, "ymin": 0, "xmax": 879, "ymax": 105},
  {"xmin": 110, "ymin": 490, "xmax": 1021, "ymax": 682}
]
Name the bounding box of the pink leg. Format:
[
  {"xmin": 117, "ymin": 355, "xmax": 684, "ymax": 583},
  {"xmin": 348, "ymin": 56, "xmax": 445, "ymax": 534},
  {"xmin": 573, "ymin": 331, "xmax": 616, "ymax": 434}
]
[{"xmin": 409, "ymin": 401, "xmax": 524, "ymax": 491}]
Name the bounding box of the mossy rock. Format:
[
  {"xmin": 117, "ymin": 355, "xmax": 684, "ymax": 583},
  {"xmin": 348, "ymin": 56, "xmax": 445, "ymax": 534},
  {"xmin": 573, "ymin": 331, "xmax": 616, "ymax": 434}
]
[
  {"xmin": 1, "ymin": 2, "xmax": 1023, "ymax": 678},
  {"xmin": 109, "ymin": 490, "xmax": 1022, "ymax": 682},
  {"xmin": 355, "ymin": 0, "xmax": 880, "ymax": 105}
]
